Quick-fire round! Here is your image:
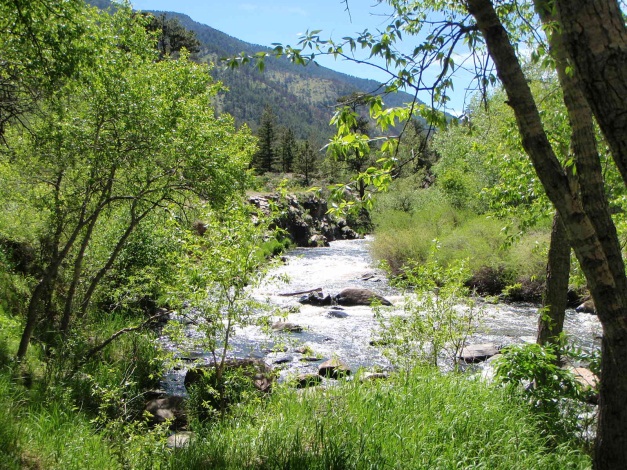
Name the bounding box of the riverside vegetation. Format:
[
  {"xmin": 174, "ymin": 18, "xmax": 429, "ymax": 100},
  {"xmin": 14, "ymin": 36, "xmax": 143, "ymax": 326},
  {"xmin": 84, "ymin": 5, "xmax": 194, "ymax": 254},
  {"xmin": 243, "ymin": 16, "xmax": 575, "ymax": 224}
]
[{"xmin": 0, "ymin": 0, "xmax": 606, "ymax": 468}]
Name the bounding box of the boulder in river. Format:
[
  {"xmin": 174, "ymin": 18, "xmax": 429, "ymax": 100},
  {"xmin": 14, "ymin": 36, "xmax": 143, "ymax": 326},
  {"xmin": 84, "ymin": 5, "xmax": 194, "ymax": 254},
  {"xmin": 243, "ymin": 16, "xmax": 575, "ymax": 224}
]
[
  {"xmin": 327, "ymin": 308, "xmax": 349, "ymax": 318},
  {"xmin": 271, "ymin": 321, "xmax": 303, "ymax": 333},
  {"xmin": 575, "ymin": 299, "xmax": 596, "ymax": 314},
  {"xmin": 457, "ymin": 343, "xmax": 499, "ymax": 363},
  {"xmin": 318, "ymin": 358, "xmax": 351, "ymax": 379},
  {"xmin": 299, "ymin": 291, "xmax": 333, "ymax": 306},
  {"xmin": 334, "ymin": 288, "xmax": 392, "ymax": 307}
]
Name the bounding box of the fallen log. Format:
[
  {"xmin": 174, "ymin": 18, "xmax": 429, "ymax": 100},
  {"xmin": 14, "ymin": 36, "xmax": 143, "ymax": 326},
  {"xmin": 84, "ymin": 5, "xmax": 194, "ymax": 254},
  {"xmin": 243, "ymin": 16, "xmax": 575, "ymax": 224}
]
[{"xmin": 278, "ymin": 287, "xmax": 323, "ymax": 297}]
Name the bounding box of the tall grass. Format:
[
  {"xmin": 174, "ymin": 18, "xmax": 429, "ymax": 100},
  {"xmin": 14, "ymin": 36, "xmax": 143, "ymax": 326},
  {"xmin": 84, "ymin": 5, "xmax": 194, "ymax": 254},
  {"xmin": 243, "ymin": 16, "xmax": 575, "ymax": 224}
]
[
  {"xmin": 167, "ymin": 368, "xmax": 590, "ymax": 469},
  {"xmin": 371, "ymin": 186, "xmax": 551, "ymax": 292},
  {"xmin": 0, "ymin": 372, "xmax": 120, "ymax": 470}
]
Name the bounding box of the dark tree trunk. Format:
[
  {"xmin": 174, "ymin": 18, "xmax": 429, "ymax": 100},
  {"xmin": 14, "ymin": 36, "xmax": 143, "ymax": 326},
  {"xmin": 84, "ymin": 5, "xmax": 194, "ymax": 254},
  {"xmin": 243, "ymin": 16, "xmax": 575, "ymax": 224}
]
[
  {"xmin": 537, "ymin": 211, "xmax": 570, "ymax": 348},
  {"xmin": 468, "ymin": 1, "xmax": 627, "ymax": 467}
]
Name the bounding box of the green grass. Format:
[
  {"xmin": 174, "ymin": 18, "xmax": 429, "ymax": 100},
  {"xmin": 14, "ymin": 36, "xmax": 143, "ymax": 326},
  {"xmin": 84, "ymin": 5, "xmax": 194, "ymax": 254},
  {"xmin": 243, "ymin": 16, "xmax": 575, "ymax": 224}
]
[
  {"xmin": 166, "ymin": 368, "xmax": 591, "ymax": 469},
  {"xmin": 371, "ymin": 188, "xmax": 551, "ymax": 293},
  {"xmin": 0, "ymin": 279, "xmax": 590, "ymax": 470},
  {"xmin": 0, "ymin": 361, "xmax": 591, "ymax": 469}
]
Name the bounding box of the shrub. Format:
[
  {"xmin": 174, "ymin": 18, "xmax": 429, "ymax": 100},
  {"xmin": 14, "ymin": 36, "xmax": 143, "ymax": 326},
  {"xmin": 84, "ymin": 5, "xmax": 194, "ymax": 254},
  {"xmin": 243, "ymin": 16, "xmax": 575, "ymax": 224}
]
[
  {"xmin": 494, "ymin": 342, "xmax": 596, "ymax": 446},
  {"xmin": 375, "ymin": 243, "xmax": 484, "ymax": 370}
]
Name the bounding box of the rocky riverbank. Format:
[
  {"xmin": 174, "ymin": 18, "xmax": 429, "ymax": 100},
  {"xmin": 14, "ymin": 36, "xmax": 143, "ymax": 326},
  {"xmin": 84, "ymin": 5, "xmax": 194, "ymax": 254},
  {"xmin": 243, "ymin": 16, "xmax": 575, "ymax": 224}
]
[{"xmin": 248, "ymin": 194, "xmax": 360, "ymax": 247}]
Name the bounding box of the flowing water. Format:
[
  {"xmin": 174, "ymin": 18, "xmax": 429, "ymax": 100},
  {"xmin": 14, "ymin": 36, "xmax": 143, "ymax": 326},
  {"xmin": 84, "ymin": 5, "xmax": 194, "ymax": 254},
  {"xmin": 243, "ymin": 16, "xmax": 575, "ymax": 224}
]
[{"xmin": 161, "ymin": 237, "xmax": 602, "ymax": 393}]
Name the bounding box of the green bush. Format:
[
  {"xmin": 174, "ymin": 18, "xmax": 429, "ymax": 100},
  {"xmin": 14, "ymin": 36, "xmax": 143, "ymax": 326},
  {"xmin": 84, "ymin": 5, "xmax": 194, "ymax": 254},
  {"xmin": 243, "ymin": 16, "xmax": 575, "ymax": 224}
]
[
  {"xmin": 494, "ymin": 343, "xmax": 596, "ymax": 446},
  {"xmin": 46, "ymin": 315, "xmax": 163, "ymax": 420}
]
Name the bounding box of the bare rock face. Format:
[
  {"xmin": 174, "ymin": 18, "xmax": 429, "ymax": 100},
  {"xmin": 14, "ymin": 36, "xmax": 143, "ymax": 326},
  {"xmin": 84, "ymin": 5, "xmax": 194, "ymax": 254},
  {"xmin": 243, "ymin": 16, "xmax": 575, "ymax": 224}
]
[
  {"xmin": 335, "ymin": 288, "xmax": 392, "ymax": 307},
  {"xmin": 318, "ymin": 358, "xmax": 351, "ymax": 379},
  {"xmin": 248, "ymin": 194, "xmax": 361, "ymax": 248}
]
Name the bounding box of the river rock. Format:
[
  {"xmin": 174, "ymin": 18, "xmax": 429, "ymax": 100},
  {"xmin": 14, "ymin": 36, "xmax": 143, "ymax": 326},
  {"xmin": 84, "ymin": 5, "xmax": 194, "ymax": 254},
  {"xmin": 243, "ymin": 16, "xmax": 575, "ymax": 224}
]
[
  {"xmin": 318, "ymin": 358, "xmax": 351, "ymax": 379},
  {"xmin": 458, "ymin": 343, "xmax": 499, "ymax": 363},
  {"xmin": 166, "ymin": 431, "xmax": 194, "ymax": 449},
  {"xmin": 300, "ymin": 356, "xmax": 322, "ymax": 362},
  {"xmin": 299, "ymin": 291, "xmax": 333, "ymax": 306},
  {"xmin": 144, "ymin": 395, "xmax": 186, "ymax": 429},
  {"xmin": 295, "ymin": 373, "xmax": 323, "ymax": 389},
  {"xmin": 360, "ymin": 372, "xmax": 389, "ymax": 382},
  {"xmin": 184, "ymin": 358, "xmax": 274, "ymax": 395},
  {"xmin": 308, "ymin": 234, "xmax": 329, "ymax": 247},
  {"xmin": 576, "ymin": 299, "xmax": 596, "ymax": 314},
  {"xmin": 334, "ymin": 288, "xmax": 392, "ymax": 307},
  {"xmin": 273, "ymin": 356, "xmax": 293, "ymax": 365},
  {"xmin": 272, "ymin": 321, "xmax": 303, "ymax": 333},
  {"xmin": 327, "ymin": 309, "xmax": 349, "ymax": 318},
  {"xmin": 569, "ymin": 367, "xmax": 598, "ymax": 389}
]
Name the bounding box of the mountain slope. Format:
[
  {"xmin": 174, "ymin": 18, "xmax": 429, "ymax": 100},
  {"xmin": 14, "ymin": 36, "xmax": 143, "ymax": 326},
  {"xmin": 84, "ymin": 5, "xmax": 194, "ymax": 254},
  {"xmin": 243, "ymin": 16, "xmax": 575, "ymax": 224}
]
[{"xmin": 87, "ymin": 1, "xmax": 422, "ymax": 143}]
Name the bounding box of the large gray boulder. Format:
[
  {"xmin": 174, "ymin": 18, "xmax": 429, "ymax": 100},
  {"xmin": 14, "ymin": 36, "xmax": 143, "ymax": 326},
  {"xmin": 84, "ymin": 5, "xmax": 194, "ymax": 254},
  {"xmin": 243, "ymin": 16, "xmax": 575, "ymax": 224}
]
[
  {"xmin": 335, "ymin": 288, "xmax": 392, "ymax": 307},
  {"xmin": 575, "ymin": 299, "xmax": 596, "ymax": 314},
  {"xmin": 271, "ymin": 321, "xmax": 303, "ymax": 333},
  {"xmin": 144, "ymin": 395, "xmax": 186, "ymax": 429},
  {"xmin": 457, "ymin": 343, "xmax": 499, "ymax": 363}
]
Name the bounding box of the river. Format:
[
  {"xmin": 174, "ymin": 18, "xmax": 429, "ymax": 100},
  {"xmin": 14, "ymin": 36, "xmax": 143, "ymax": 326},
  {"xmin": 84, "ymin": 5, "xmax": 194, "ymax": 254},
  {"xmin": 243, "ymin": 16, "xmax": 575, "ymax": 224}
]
[{"xmin": 161, "ymin": 237, "xmax": 602, "ymax": 392}]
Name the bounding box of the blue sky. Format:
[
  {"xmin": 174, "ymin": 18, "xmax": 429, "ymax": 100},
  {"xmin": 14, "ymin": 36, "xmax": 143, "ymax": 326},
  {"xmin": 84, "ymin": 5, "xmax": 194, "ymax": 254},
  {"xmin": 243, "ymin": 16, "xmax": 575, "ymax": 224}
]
[{"xmin": 130, "ymin": 0, "xmax": 473, "ymax": 114}]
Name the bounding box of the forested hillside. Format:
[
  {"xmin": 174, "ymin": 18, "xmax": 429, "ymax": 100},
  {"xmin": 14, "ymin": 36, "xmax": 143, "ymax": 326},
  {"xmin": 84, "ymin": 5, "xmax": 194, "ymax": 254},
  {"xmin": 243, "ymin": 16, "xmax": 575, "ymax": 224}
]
[{"xmin": 87, "ymin": 0, "xmax": 422, "ymax": 143}]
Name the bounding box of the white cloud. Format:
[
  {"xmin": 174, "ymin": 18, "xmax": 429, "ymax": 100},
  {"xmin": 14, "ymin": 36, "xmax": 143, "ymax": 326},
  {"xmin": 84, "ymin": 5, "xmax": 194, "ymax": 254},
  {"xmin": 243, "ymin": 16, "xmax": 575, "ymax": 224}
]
[
  {"xmin": 237, "ymin": 3, "xmax": 309, "ymax": 16},
  {"xmin": 238, "ymin": 3, "xmax": 259, "ymax": 12}
]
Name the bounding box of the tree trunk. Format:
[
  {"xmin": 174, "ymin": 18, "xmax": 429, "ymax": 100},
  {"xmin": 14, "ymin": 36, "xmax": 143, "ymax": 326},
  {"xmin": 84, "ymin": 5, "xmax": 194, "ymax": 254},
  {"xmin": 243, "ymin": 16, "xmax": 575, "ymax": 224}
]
[
  {"xmin": 555, "ymin": 0, "xmax": 627, "ymax": 186},
  {"xmin": 537, "ymin": 211, "xmax": 570, "ymax": 348},
  {"xmin": 78, "ymin": 201, "xmax": 155, "ymax": 319},
  {"xmin": 467, "ymin": 1, "xmax": 627, "ymax": 467}
]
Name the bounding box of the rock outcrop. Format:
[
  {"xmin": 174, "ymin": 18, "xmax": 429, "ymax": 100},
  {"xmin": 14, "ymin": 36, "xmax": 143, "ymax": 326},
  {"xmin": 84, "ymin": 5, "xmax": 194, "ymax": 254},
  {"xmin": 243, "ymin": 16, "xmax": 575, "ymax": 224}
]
[{"xmin": 249, "ymin": 194, "xmax": 360, "ymax": 247}]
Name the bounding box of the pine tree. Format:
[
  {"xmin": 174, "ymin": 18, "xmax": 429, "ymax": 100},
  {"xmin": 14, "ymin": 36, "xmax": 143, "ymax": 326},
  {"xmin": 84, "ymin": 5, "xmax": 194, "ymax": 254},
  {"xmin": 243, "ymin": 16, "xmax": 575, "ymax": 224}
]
[
  {"xmin": 295, "ymin": 140, "xmax": 319, "ymax": 185},
  {"xmin": 277, "ymin": 127, "xmax": 297, "ymax": 172},
  {"xmin": 253, "ymin": 105, "xmax": 276, "ymax": 173}
]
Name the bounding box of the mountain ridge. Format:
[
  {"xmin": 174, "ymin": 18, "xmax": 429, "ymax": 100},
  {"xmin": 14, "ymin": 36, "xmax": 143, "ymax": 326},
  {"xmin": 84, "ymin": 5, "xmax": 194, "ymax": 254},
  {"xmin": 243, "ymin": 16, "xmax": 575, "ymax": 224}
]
[{"xmin": 87, "ymin": 0, "xmax": 423, "ymax": 143}]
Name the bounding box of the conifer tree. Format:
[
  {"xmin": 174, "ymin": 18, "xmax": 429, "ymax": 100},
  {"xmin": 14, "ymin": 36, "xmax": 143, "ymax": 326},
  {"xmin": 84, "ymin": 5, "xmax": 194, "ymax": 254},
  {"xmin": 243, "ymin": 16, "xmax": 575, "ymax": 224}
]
[
  {"xmin": 277, "ymin": 126, "xmax": 297, "ymax": 172},
  {"xmin": 253, "ymin": 105, "xmax": 276, "ymax": 173}
]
